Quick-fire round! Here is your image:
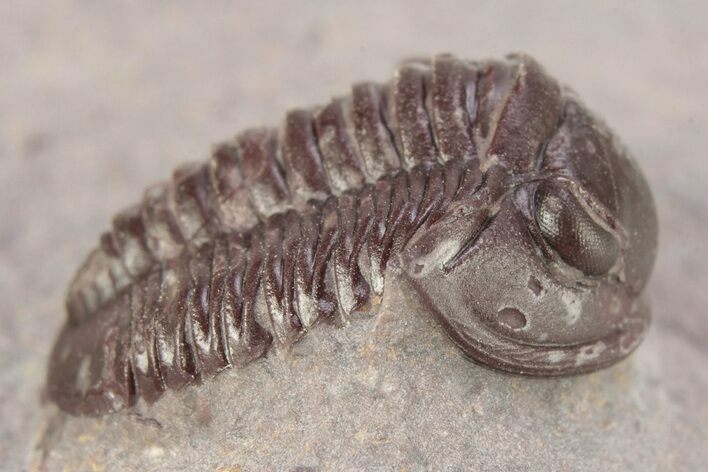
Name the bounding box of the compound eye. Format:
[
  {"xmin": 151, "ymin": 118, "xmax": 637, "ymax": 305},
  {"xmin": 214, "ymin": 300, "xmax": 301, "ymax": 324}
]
[{"xmin": 534, "ymin": 181, "xmax": 620, "ymax": 276}]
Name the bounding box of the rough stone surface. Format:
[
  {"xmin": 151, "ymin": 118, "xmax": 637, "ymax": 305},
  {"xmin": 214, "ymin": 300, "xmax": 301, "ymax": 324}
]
[
  {"xmin": 27, "ymin": 281, "xmax": 708, "ymax": 470},
  {"xmin": 1, "ymin": 2, "xmax": 707, "ymax": 470}
]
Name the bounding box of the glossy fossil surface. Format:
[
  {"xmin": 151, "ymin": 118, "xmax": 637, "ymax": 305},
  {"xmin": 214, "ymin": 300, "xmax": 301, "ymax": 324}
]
[{"xmin": 46, "ymin": 53, "xmax": 658, "ymax": 416}]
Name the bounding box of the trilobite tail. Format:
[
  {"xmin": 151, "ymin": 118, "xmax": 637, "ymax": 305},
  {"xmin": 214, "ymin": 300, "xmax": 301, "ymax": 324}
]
[{"xmin": 47, "ymin": 233, "xmax": 272, "ymax": 415}]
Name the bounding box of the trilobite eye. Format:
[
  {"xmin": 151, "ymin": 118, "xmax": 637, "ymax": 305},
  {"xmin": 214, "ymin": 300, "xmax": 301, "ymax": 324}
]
[{"xmin": 534, "ymin": 181, "xmax": 620, "ymax": 276}]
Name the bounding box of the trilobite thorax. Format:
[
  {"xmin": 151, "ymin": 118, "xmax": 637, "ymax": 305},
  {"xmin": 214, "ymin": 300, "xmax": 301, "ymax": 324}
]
[{"xmin": 47, "ymin": 53, "xmax": 658, "ymax": 416}]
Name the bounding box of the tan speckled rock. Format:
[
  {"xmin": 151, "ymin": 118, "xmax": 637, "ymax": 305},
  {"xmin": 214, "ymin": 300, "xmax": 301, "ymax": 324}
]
[{"xmin": 29, "ymin": 278, "xmax": 708, "ymax": 470}]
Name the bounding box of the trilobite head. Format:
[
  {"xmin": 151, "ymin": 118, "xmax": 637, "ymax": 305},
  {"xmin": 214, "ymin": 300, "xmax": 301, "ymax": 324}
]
[{"xmin": 403, "ymin": 95, "xmax": 657, "ymax": 375}]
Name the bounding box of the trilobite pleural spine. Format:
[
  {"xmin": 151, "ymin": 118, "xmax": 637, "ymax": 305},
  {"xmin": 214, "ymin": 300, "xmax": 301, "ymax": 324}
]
[{"xmin": 47, "ymin": 53, "xmax": 658, "ymax": 415}]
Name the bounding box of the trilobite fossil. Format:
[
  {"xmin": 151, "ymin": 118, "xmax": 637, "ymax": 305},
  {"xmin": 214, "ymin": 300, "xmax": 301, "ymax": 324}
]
[{"xmin": 46, "ymin": 53, "xmax": 658, "ymax": 416}]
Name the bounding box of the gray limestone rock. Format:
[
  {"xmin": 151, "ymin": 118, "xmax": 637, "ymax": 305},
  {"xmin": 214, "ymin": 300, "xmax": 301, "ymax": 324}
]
[{"xmin": 30, "ymin": 277, "xmax": 708, "ymax": 470}]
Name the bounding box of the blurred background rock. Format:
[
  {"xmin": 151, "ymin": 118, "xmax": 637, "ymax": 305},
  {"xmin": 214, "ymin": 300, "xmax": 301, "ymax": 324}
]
[{"xmin": 1, "ymin": 1, "xmax": 706, "ymax": 470}]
